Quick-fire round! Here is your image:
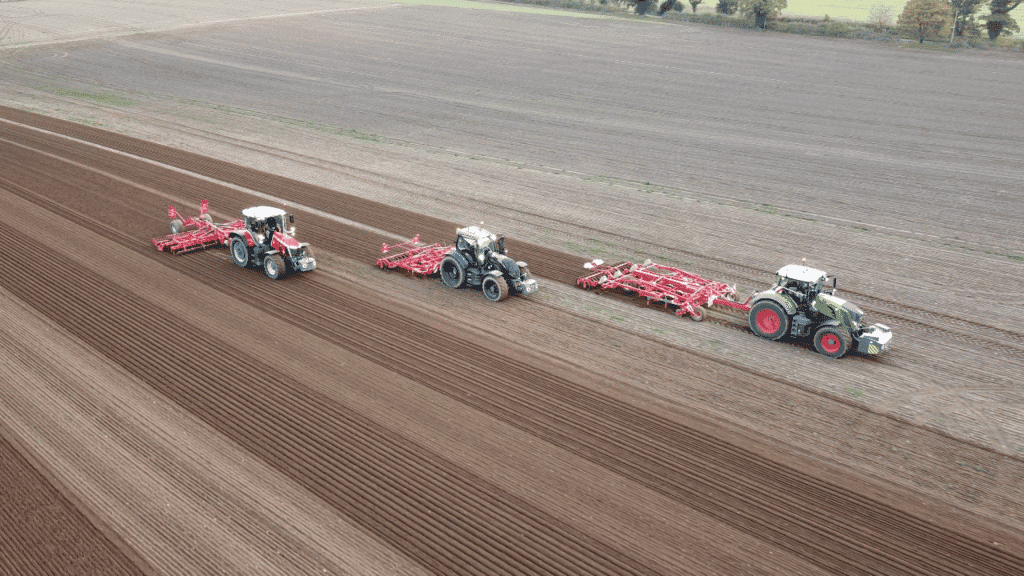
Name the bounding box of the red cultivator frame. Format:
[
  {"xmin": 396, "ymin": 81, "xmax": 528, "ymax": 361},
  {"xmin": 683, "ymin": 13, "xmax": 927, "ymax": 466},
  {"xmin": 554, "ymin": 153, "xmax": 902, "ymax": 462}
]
[
  {"xmin": 577, "ymin": 259, "xmax": 751, "ymax": 320},
  {"xmin": 152, "ymin": 200, "xmax": 244, "ymax": 254},
  {"xmin": 377, "ymin": 235, "xmax": 451, "ymax": 275}
]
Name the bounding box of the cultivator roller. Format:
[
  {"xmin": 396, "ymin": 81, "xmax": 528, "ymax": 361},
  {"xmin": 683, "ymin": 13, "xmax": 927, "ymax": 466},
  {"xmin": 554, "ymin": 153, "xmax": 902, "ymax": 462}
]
[
  {"xmin": 152, "ymin": 201, "xmax": 244, "ymax": 254},
  {"xmin": 578, "ymin": 259, "xmax": 746, "ymax": 320},
  {"xmin": 377, "ymin": 235, "xmax": 451, "ymax": 275}
]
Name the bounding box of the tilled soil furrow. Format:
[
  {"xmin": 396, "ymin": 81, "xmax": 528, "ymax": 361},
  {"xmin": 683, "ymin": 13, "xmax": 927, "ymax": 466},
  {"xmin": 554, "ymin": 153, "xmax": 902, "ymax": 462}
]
[
  {"xmin": 8, "ymin": 130, "xmax": 1024, "ymax": 573},
  {"xmin": 5, "ymin": 112, "xmax": 1023, "ymax": 575},
  {"xmin": 262, "ymin": 279, "xmax": 1019, "ymax": 576},
  {"xmin": 130, "ymin": 230, "xmax": 1019, "ymax": 576},
  {"xmin": 0, "ymin": 226, "xmax": 660, "ymax": 576},
  {"xmin": 0, "ymin": 426, "xmax": 147, "ymax": 576},
  {"xmin": 6, "ymin": 108, "xmax": 1022, "ymax": 356}
]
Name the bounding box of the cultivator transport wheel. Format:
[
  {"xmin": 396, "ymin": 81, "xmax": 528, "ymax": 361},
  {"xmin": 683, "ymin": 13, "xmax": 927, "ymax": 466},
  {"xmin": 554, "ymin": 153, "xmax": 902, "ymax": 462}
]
[
  {"xmin": 814, "ymin": 325, "xmax": 852, "ymax": 358},
  {"xmin": 264, "ymin": 254, "xmax": 286, "ymax": 280},
  {"xmin": 482, "ymin": 276, "xmax": 509, "ymax": 302},
  {"xmin": 440, "ymin": 256, "xmax": 466, "ymax": 288},
  {"xmin": 690, "ymin": 306, "xmax": 706, "ymax": 322},
  {"xmin": 749, "ymin": 300, "xmax": 789, "ymax": 340},
  {"xmin": 231, "ymin": 238, "xmax": 250, "ymax": 267},
  {"xmin": 170, "ymin": 219, "xmax": 185, "ymax": 235}
]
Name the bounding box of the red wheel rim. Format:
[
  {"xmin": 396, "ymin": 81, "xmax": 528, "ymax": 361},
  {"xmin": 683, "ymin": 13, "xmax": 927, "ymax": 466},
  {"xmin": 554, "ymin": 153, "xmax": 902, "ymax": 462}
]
[
  {"xmin": 756, "ymin": 309, "xmax": 780, "ymax": 334},
  {"xmin": 819, "ymin": 333, "xmax": 842, "ymax": 354}
]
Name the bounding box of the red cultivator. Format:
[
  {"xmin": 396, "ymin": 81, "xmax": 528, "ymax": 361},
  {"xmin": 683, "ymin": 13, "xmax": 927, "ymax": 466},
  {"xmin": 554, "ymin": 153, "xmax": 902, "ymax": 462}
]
[
  {"xmin": 377, "ymin": 235, "xmax": 450, "ymax": 275},
  {"xmin": 152, "ymin": 200, "xmax": 244, "ymax": 254},
  {"xmin": 577, "ymin": 259, "xmax": 750, "ymax": 320}
]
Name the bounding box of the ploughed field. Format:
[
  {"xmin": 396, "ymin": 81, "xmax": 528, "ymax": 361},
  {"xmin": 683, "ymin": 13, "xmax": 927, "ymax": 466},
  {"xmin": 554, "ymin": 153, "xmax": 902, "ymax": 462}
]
[
  {"xmin": 2, "ymin": 108, "xmax": 1023, "ymax": 576},
  {"xmin": 2, "ymin": 1, "xmax": 1024, "ymax": 574}
]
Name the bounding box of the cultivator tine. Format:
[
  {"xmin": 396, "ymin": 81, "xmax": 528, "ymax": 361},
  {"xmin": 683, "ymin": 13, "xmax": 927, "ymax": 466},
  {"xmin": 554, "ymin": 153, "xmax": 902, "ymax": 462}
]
[
  {"xmin": 578, "ymin": 258, "xmax": 745, "ymax": 320},
  {"xmin": 377, "ymin": 236, "xmax": 449, "ymax": 275}
]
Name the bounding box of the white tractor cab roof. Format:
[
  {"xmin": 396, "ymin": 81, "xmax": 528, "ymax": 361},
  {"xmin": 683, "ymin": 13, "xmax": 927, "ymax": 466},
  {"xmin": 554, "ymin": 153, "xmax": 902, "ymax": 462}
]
[
  {"xmin": 459, "ymin": 225, "xmax": 496, "ymax": 246},
  {"xmin": 776, "ymin": 264, "xmax": 828, "ymax": 284},
  {"xmin": 242, "ymin": 206, "xmax": 288, "ymax": 220}
]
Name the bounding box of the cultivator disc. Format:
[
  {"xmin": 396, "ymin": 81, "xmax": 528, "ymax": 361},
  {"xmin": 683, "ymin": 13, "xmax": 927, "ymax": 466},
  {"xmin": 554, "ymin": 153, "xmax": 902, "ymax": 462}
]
[
  {"xmin": 578, "ymin": 259, "xmax": 745, "ymax": 319},
  {"xmin": 377, "ymin": 235, "xmax": 451, "ymax": 275}
]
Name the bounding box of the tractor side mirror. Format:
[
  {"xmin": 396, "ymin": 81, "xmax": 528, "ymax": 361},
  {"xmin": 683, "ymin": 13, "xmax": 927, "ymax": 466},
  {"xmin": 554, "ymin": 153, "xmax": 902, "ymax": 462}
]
[
  {"xmin": 288, "ymin": 214, "xmax": 294, "ymax": 223},
  {"xmin": 497, "ymin": 236, "xmax": 506, "ymax": 254}
]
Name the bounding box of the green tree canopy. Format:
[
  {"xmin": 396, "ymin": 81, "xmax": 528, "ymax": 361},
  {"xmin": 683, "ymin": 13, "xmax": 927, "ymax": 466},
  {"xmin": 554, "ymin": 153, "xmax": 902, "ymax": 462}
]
[
  {"xmin": 981, "ymin": 0, "xmax": 1022, "ymax": 39},
  {"xmin": 949, "ymin": 0, "xmax": 984, "ymax": 36},
  {"xmin": 897, "ymin": 0, "xmax": 952, "ymax": 42},
  {"xmin": 738, "ymin": 0, "xmax": 787, "ymax": 28}
]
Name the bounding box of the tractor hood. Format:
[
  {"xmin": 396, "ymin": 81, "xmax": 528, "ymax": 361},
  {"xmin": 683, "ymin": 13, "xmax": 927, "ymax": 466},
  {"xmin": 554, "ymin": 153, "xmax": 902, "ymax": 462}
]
[{"xmin": 814, "ymin": 293, "xmax": 865, "ymax": 329}]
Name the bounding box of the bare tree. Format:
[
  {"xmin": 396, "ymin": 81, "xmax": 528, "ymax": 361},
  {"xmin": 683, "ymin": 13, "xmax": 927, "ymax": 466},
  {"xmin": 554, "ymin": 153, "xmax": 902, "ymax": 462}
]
[{"xmin": 868, "ymin": 3, "xmax": 895, "ymax": 27}]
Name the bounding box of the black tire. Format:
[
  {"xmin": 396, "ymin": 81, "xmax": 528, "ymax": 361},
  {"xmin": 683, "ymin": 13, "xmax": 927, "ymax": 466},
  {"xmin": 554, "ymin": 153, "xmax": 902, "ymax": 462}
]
[
  {"xmin": 170, "ymin": 219, "xmax": 184, "ymax": 234},
  {"xmin": 749, "ymin": 300, "xmax": 789, "ymax": 340},
  {"xmin": 439, "ymin": 255, "xmax": 465, "ymax": 288},
  {"xmin": 230, "ymin": 237, "xmax": 250, "ymax": 267},
  {"xmin": 264, "ymin": 254, "xmax": 286, "ymax": 280},
  {"xmin": 813, "ymin": 325, "xmax": 852, "ymax": 359},
  {"xmin": 482, "ymin": 275, "xmax": 509, "ymax": 302},
  {"xmin": 690, "ymin": 306, "xmax": 706, "ymax": 322}
]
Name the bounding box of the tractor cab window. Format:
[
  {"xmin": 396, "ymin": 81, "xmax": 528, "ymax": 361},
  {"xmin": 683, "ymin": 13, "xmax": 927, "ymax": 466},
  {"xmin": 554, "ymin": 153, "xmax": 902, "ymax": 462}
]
[{"xmin": 265, "ymin": 215, "xmax": 283, "ymax": 235}]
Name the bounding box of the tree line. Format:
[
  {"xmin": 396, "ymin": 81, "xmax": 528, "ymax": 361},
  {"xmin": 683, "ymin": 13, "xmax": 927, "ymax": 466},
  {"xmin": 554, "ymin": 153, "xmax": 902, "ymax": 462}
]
[{"xmin": 702, "ymin": 0, "xmax": 1019, "ymax": 41}]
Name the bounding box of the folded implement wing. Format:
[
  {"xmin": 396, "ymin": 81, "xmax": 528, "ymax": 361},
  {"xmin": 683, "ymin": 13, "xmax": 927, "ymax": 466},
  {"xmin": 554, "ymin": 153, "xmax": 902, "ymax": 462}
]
[
  {"xmin": 377, "ymin": 235, "xmax": 451, "ymax": 276},
  {"xmin": 578, "ymin": 259, "xmax": 750, "ymax": 320}
]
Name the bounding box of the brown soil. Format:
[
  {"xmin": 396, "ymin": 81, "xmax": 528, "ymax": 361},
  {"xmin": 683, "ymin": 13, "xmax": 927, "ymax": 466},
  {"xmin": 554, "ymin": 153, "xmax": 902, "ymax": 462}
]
[{"xmin": 1, "ymin": 109, "xmax": 1022, "ymax": 575}]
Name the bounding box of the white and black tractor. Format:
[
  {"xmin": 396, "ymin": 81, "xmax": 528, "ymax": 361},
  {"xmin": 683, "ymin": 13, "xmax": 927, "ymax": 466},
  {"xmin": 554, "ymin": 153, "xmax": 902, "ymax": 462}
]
[{"xmin": 438, "ymin": 226, "xmax": 538, "ymax": 301}]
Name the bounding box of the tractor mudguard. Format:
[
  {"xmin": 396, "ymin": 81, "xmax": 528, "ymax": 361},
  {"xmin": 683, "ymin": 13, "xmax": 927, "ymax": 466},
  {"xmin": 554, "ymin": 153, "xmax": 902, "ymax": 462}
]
[
  {"xmin": 493, "ymin": 254, "xmax": 521, "ymax": 279},
  {"xmin": 448, "ymin": 249, "xmax": 471, "ymax": 272},
  {"xmin": 751, "ymin": 291, "xmax": 797, "ymax": 316},
  {"xmin": 229, "ymin": 231, "xmax": 256, "ymax": 247}
]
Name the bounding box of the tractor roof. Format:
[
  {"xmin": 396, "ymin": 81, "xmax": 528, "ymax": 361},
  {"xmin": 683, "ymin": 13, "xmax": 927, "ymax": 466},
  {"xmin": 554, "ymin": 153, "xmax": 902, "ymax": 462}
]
[
  {"xmin": 458, "ymin": 225, "xmax": 496, "ymax": 243},
  {"xmin": 777, "ymin": 264, "xmax": 827, "ymax": 283},
  {"xmin": 242, "ymin": 206, "xmax": 287, "ymax": 220}
]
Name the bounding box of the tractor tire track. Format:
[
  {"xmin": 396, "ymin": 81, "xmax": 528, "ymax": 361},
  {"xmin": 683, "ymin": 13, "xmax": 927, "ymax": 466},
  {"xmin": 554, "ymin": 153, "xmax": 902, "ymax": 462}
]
[
  {"xmin": 4, "ymin": 139, "xmax": 1023, "ymax": 576},
  {"xmin": 5, "ymin": 106, "xmax": 1023, "ymax": 364}
]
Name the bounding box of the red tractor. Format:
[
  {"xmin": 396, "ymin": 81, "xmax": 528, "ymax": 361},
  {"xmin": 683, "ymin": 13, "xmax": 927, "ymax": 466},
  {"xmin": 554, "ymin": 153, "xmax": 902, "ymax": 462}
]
[{"xmin": 153, "ymin": 201, "xmax": 316, "ymax": 280}]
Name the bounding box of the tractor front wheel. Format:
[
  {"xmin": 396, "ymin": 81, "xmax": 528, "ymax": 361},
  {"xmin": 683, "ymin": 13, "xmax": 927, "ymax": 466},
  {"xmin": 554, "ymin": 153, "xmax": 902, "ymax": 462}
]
[
  {"xmin": 440, "ymin": 256, "xmax": 466, "ymax": 289},
  {"xmin": 230, "ymin": 238, "xmax": 250, "ymax": 267},
  {"xmin": 813, "ymin": 325, "xmax": 852, "ymax": 358},
  {"xmin": 749, "ymin": 300, "xmax": 789, "ymax": 340},
  {"xmin": 264, "ymin": 254, "xmax": 286, "ymax": 280},
  {"xmin": 482, "ymin": 275, "xmax": 509, "ymax": 302}
]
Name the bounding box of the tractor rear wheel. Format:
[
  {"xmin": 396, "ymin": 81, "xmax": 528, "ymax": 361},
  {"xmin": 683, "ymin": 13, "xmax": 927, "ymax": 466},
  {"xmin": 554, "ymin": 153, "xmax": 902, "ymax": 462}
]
[
  {"xmin": 482, "ymin": 275, "xmax": 509, "ymax": 302},
  {"xmin": 749, "ymin": 300, "xmax": 789, "ymax": 340},
  {"xmin": 813, "ymin": 325, "xmax": 852, "ymax": 358},
  {"xmin": 440, "ymin": 256, "xmax": 466, "ymax": 288},
  {"xmin": 170, "ymin": 219, "xmax": 184, "ymax": 234},
  {"xmin": 230, "ymin": 238, "xmax": 250, "ymax": 267},
  {"xmin": 264, "ymin": 254, "xmax": 286, "ymax": 280}
]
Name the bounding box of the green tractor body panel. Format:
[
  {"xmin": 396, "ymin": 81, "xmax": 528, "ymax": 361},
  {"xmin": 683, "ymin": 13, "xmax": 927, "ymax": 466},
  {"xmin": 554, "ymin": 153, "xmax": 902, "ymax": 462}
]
[
  {"xmin": 812, "ymin": 293, "xmax": 863, "ymax": 334},
  {"xmin": 752, "ymin": 291, "xmax": 798, "ymax": 316}
]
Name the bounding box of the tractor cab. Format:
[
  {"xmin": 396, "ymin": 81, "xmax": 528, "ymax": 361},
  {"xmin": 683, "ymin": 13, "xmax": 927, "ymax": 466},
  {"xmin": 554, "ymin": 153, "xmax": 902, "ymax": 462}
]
[
  {"xmin": 455, "ymin": 226, "xmax": 505, "ymax": 265},
  {"xmin": 773, "ymin": 264, "xmax": 835, "ymax": 310},
  {"xmin": 241, "ymin": 206, "xmax": 294, "ymax": 245}
]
